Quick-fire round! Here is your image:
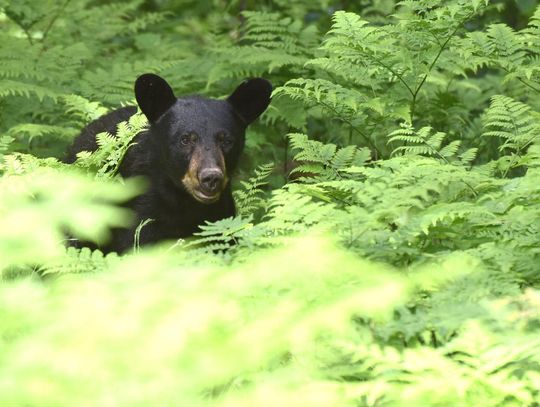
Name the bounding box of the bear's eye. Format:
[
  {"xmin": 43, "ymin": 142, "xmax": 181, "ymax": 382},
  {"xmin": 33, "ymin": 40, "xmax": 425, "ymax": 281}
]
[
  {"xmin": 180, "ymin": 132, "xmax": 198, "ymax": 146},
  {"xmin": 217, "ymin": 132, "xmax": 233, "ymax": 147}
]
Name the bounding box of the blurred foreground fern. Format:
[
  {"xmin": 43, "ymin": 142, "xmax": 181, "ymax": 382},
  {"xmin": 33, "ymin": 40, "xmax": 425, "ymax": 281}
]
[{"xmin": 1, "ymin": 0, "xmax": 540, "ymax": 406}]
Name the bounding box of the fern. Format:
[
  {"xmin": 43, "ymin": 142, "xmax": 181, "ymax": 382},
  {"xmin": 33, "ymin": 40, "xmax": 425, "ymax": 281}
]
[
  {"xmin": 274, "ymin": 78, "xmax": 385, "ymax": 154},
  {"xmin": 389, "ymin": 124, "xmax": 475, "ymax": 165},
  {"xmin": 0, "ymin": 0, "xmax": 173, "ymax": 157},
  {"xmin": 0, "ymin": 79, "xmax": 59, "ymax": 101},
  {"xmin": 483, "ymin": 95, "xmax": 540, "ymax": 177},
  {"xmin": 62, "ymin": 95, "xmax": 108, "ymax": 123},
  {"xmin": 272, "ymin": 2, "xmax": 490, "ymax": 158},
  {"xmin": 207, "ymin": 10, "xmax": 317, "ymax": 85},
  {"xmin": 6, "ymin": 123, "xmax": 75, "ymax": 143},
  {"xmin": 0, "ymin": 136, "xmax": 14, "ymax": 157},
  {"xmin": 234, "ymin": 162, "xmax": 274, "ymax": 217},
  {"xmin": 2, "ymin": 2, "xmax": 540, "ymax": 406},
  {"xmin": 460, "ymin": 14, "xmax": 540, "ymax": 95},
  {"xmin": 73, "ymin": 112, "xmax": 147, "ymax": 179},
  {"xmin": 180, "ymin": 215, "xmax": 256, "ymax": 258},
  {"xmin": 288, "ymin": 133, "xmax": 371, "ymax": 181},
  {"xmin": 42, "ymin": 246, "xmax": 120, "ymax": 275},
  {"xmin": 0, "ymin": 168, "xmax": 140, "ymax": 270}
]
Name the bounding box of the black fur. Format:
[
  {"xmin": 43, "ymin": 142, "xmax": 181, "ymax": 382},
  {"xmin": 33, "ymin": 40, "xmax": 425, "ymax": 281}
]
[{"xmin": 66, "ymin": 74, "xmax": 272, "ymax": 253}]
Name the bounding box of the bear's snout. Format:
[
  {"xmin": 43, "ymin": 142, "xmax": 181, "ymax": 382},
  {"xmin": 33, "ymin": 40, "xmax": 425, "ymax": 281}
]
[{"xmin": 199, "ymin": 168, "xmax": 224, "ymax": 195}]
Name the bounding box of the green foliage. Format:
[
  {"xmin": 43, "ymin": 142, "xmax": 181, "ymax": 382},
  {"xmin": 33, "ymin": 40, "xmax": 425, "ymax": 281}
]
[
  {"xmin": 482, "ymin": 95, "xmax": 540, "ymax": 176},
  {"xmin": 1, "ymin": 0, "xmax": 540, "ymax": 405},
  {"xmin": 288, "ymin": 132, "xmax": 371, "ymax": 180},
  {"xmin": 389, "ymin": 124, "xmax": 478, "ymax": 165},
  {"xmin": 233, "ymin": 162, "xmax": 275, "ymax": 216},
  {"xmin": 73, "ymin": 112, "xmax": 148, "ymax": 178},
  {"xmin": 0, "ymin": 168, "xmax": 140, "ymax": 271},
  {"xmin": 42, "ymin": 246, "xmax": 120, "ymax": 275}
]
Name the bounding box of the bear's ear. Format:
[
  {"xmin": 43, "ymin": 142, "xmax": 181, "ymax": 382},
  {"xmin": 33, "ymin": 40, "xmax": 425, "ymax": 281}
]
[
  {"xmin": 134, "ymin": 74, "xmax": 177, "ymax": 123},
  {"xmin": 227, "ymin": 78, "xmax": 272, "ymax": 125}
]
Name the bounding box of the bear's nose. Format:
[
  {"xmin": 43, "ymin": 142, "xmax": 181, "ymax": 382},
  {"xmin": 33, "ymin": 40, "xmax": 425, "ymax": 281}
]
[{"xmin": 199, "ymin": 168, "xmax": 224, "ymax": 195}]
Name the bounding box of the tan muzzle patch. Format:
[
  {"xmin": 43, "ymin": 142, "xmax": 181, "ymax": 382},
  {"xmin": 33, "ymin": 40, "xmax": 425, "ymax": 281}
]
[{"xmin": 181, "ymin": 147, "xmax": 228, "ymax": 204}]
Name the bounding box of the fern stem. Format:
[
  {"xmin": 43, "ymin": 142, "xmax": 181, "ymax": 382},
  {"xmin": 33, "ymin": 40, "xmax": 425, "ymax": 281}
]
[
  {"xmin": 317, "ymin": 99, "xmax": 382, "ymax": 158},
  {"xmin": 133, "ymin": 218, "xmax": 154, "ymax": 254},
  {"xmin": 9, "ymin": 19, "xmax": 35, "ymax": 46},
  {"xmin": 516, "ymin": 77, "xmax": 540, "ymax": 93},
  {"xmin": 411, "ymin": 24, "xmax": 462, "ymax": 123},
  {"xmin": 284, "ymin": 134, "xmax": 289, "ymax": 182},
  {"xmin": 500, "ymin": 107, "xmax": 521, "ymax": 178},
  {"xmin": 430, "ymin": 330, "xmax": 439, "ymax": 347},
  {"xmin": 22, "ymin": 28, "xmax": 34, "ymax": 46},
  {"xmin": 500, "ymin": 67, "xmax": 540, "ymax": 93},
  {"xmin": 413, "ymin": 136, "xmax": 479, "ymax": 197},
  {"xmin": 501, "ymin": 134, "xmax": 537, "ymax": 178},
  {"xmin": 369, "ymin": 54, "xmax": 415, "ymax": 98},
  {"xmin": 427, "ymin": 30, "xmax": 442, "ymax": 47},
  {"xmin": 40, "ymin": 0, "xmax": 72, "ymax": 54}
]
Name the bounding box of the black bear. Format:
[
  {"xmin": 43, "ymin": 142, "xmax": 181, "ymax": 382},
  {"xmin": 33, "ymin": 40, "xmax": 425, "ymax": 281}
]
[{"xmin": 66, "ymin": 73, "xmax": 272, "ymax": 253}]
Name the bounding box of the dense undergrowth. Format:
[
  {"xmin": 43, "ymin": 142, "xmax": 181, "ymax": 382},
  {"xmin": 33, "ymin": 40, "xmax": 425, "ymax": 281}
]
[{"xmin": 1, "ymin": 0, "xmax": 540, "ymax": 405}]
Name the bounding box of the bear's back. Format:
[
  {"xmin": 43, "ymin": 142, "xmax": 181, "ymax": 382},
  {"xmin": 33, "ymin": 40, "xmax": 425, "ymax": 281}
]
[{"xmin": 65, "ymin": 106, "xmax": 138, "ymax": 164}]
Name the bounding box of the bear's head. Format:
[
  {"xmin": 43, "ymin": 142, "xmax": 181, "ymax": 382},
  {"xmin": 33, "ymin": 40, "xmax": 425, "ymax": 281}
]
[{"xmin": 134, "ymin": 73, "xmax": 272, "ymax": 204}]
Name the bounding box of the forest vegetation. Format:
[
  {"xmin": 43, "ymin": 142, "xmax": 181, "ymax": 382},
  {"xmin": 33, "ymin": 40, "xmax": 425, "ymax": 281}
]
[{"xmin": 1, "ymin": 0, "xmax": 540, "ymax": 405}]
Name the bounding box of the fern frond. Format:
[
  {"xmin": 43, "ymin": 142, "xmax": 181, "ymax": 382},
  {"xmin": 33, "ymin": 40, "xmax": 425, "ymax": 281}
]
[
  {"xmin": 483, "ymin": 95, "xmax": 539, "ymax": 176},
  {"xmin": 74, "ymin": 112, "xmax": 147, "ymax": 178},
  {"xmin": 288, "ymin": 133, "xmax": 369, "ymax": 181},
  {"xmin": 206, "ymin": 10, "xmax": 316, "ymax": 86},
  {"xmin": 389, "ymin": 124, "xmax": 464, "ymax": 162},
  {"xmin": 483, "ymin": 95, "xmax": 538, "ymax": 148},
  {"xmin": 234, "ymin": 162, "xmax": 274, "ymax": 217},
  {"xmin": 0, "ymin": 79, "xmax": 59, "ymax": 101},
  {"xmin": 62, "ymin": 95, "xmax": 108, "ymax": 123},
  {"xmin": 275, "ymin": 78, "xmax": 380, "ymax": 118},
  {"xmin": 42, "ymin": 247, "xmax": 119, "ymax": 275},
  {"xmin": 459, "ymin": 148, "xmax": 479, "ymax": 166},
  {"xmin": 486, "ymin": 24, "xmax": 525, "ymax": 67},
  {"xmin": 6, "ymin": 123, "xmax": 76, "ymax": 142},
  {"xmin": 0, "ymin": 136, "xmax": 15, "ymax": 158}
]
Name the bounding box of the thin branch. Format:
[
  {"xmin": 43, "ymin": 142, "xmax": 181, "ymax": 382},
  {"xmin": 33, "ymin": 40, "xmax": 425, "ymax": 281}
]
[
  {"xmin": 23, "ymin": 27, "xmax": 35, "ymax": 46},
  {"xmin": 369, "ymin": 54, "xmax": 416, "ymax": 97},
  {"xmin": 283, "ymin": 133, "xmax": 289, "ymax": 182},
  {"xmin": 427, "ymin": 29, "xmax": 442, "ymax": 47},
  {"xmin": 407, "ymin": 132, "xmax": 479, "ymax": 197},
  {"xmin": 500, "ymin": 118, "xmax": 537, "ymax": 178},
  {"xmin": 411, "ymin": 24, "xmax": 462, "ymax": 121},
  {"xmin": 517, "ymin": 77, "xmax": 540, "ymax": 93},
  {"xmin": 39, "ymin": 0, "xmax": 72, "ymax": 54},
  {"xmin": 499, "ymin": 66, "xmax": 540, "ymax": 94},
  {"xmin": 317, "ymin": 99, "xmax": 383, "ymax": 159},
  {"xmin": 8, "ymin": 18, "xmax": 35, "ymax": 46}
]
